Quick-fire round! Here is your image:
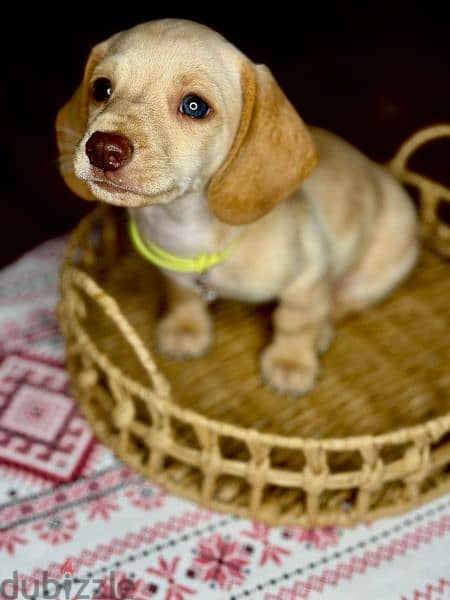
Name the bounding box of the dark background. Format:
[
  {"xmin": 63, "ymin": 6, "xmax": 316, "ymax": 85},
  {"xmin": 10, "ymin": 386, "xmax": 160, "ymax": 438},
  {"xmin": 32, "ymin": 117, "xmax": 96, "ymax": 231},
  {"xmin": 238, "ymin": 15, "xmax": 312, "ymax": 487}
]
[{"xmin": 2, "ymin": 1, "xmax": 450, "ymax": 267}]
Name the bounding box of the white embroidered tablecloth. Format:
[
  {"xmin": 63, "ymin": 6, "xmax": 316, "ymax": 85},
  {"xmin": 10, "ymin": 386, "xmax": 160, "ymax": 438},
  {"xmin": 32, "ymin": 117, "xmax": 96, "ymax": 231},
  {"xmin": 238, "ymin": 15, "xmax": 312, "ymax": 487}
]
[{"xmin": 0, "ymin": 237, "xmax": 449, "ymax": 600}]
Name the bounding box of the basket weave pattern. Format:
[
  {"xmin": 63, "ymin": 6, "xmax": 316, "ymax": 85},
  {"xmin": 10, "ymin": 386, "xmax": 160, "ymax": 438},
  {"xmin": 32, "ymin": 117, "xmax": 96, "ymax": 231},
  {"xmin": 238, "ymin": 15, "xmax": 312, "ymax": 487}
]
[{"xmin": 59, "ymin": 126, "xmax": 450, "ymax": 527}]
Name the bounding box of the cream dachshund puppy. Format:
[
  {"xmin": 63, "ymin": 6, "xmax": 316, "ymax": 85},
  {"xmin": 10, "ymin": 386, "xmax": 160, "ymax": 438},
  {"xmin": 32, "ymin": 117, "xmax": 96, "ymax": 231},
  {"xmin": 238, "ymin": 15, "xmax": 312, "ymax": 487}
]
[{"xmin": 57, "ymin": 19, "xmax": 419, "ymax": 396}]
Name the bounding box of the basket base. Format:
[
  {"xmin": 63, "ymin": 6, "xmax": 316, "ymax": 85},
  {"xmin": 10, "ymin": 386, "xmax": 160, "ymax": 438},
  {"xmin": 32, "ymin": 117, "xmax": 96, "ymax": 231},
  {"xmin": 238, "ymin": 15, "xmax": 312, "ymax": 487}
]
[{"xmin": 86, "ymin": 247, "xmax": 450, "ymax": 439}]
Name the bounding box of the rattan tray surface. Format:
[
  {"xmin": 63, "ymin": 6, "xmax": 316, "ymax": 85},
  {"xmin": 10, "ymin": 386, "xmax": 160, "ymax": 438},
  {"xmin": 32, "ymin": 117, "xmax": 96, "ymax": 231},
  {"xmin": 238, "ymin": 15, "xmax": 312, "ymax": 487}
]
[{"xmin": 59, "ymin": 125, "xmax": 450, "ymax": 527}]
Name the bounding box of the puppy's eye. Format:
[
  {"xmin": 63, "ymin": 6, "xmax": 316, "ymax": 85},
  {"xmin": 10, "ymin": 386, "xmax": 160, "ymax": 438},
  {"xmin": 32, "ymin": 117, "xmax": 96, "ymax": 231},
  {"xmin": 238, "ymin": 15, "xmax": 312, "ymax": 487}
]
[
  {"xmin": 92, "ymin": 78, "xmax": 113, "ymax": 102},
  {"xmin": 180, "ymin": 95, "xmax": 210, "ymax": 119}
]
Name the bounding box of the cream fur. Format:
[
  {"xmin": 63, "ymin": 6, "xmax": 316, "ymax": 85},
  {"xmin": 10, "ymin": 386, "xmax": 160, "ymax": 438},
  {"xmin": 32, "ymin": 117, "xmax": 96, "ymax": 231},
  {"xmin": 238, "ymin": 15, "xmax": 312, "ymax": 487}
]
[{"xmin": 56, "ymin": 18, "xmax": 420, "ymax": 396}]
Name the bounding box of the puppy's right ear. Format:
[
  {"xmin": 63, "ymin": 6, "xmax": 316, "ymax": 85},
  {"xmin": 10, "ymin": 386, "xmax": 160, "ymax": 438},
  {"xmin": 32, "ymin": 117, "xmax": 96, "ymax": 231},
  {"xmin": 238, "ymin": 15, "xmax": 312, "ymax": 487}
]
[{"xmin": 55, "ymin": 40, "xmax": 111, "ymax": 200}]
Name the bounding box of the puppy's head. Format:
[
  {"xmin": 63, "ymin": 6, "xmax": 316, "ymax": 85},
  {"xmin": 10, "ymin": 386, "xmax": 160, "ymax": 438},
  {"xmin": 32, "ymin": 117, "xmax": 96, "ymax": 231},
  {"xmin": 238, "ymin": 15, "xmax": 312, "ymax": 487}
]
[{"xmin": 57, "ymin": 19, "xmax": 317, "ymax": 224}]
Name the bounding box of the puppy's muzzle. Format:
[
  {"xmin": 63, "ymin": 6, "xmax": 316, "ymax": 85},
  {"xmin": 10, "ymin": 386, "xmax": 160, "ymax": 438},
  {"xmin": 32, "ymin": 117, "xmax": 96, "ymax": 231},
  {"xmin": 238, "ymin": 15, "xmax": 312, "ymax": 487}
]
[{"xmin": 86, "ymin": 131, "xmax": 134, "ymax": 171}]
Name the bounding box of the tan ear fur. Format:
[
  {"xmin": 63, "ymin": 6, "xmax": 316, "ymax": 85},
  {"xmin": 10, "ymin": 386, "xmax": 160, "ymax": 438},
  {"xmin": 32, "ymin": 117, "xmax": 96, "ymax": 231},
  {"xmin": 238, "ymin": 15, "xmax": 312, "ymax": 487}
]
[
  {"xmin": 208, "ymin": 62, "xmax": 318, "ymax": 225},
  {"xmin": 55, "ymin": 41, "xmax": 111, "ymax": 200}
]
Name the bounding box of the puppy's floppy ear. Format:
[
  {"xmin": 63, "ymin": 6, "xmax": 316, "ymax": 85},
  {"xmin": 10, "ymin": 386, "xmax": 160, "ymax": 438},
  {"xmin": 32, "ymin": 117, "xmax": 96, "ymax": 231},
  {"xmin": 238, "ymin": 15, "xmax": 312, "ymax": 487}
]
[
  {"xmin": 55, "ymin": 40, "xmax": 112, "ymax": 200},
  {"xmin": 208, "ymin": 62, "xmax": 317, "ymax": 225}
]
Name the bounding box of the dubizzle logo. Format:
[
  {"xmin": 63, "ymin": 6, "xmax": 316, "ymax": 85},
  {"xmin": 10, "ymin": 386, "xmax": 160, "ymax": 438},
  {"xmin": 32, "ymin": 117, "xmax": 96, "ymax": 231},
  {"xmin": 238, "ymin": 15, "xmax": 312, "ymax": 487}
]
[{"xmin": 0, "ymin": 560, "xmax": 136, "ymax": 600}]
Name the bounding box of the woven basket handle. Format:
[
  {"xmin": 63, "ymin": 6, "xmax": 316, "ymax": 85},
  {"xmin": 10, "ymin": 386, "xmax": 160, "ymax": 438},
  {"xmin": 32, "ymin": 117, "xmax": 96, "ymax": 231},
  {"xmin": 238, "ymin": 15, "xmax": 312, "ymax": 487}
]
[
  {"xmin": 59, "ymin": 205, "xmax": 171, "ymax": 398},
  {"xmin": 61, "ymin": 265, "xmax": 171, "ymax": 398},
  {"xmin": 387, "ymin": 124, "xmax": 450, "ymax": 258}
]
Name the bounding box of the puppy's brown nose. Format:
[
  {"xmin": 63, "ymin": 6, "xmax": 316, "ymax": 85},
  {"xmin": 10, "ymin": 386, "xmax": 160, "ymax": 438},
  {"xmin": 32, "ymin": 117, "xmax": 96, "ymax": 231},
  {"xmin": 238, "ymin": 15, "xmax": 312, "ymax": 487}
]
[{"xmin": 85, "ymin": 131, "xmax": 133, "ymax": 171}]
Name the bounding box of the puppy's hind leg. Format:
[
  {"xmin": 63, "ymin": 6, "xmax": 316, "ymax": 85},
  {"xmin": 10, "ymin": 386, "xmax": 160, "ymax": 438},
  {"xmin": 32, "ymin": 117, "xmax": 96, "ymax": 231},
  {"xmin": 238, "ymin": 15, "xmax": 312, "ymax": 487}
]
[{"xmin": 335, "ymin": 174, "xmax": 420, "ymax": 314}]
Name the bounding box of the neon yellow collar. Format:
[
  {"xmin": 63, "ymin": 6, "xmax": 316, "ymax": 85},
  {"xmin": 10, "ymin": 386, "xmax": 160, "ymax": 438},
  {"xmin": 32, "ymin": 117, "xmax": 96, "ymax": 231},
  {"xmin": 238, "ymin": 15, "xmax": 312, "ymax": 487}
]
[{"xmin": 128, "ymin": 220, "xmax": 238, "ymax": 274}]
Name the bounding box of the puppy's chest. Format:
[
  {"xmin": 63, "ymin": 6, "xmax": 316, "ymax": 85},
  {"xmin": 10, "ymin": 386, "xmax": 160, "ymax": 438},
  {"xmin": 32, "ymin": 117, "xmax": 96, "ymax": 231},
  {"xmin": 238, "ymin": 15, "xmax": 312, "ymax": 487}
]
[
  {"xmin": 165, "ymin": 228, "xmax": 302, "ymax": 303},
  {"xmin": 136, "ymin": 209, "xmax": 213, "ymax": 257},
  {"xmin": 131, "ymin": 206, "xmax": 301, "ymax": 303},
  {"xmin": 131, "ymin": 206, "xmax": 227, "ymax": 300},
  {"xmin": 165, "ymin": 253, "xmax": 296, "ymax": 303}
]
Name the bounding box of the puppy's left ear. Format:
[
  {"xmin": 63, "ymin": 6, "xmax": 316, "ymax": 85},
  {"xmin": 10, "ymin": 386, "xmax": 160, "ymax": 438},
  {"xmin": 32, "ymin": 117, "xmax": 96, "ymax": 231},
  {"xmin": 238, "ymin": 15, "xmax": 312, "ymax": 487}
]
[
  {"xmin": 208, "ymin": 62, "xmax": 317, "ymax": 225},
  {"xmin": 55, "ymin": 40, "xmax": 111, "ymax": 200}
]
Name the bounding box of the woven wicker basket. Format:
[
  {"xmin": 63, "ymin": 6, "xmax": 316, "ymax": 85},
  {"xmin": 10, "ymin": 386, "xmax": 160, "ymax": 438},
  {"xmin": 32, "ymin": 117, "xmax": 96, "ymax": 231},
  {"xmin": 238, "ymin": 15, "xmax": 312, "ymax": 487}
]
[{"xmin": 59, "ymin": 125, "xmax": 450, "ymax": 527}]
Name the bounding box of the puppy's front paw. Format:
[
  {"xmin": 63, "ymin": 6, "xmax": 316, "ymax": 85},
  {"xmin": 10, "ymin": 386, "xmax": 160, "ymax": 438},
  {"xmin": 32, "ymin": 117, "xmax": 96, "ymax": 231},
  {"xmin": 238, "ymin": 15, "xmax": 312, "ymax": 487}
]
[
  {"xmin": 156, "ymin": 302, "xmax": 213, "ymax": 359},
  {"xmin": 261, "ymin": 339, "xmax": 319, "ymax": 397}
]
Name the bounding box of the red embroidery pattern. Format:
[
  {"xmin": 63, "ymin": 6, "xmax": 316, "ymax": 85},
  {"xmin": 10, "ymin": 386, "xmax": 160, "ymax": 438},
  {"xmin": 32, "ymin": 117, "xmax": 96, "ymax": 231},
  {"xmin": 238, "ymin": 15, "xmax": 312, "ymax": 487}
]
[
  {"xmin": 282, "ymin": 526, "xmax": 340, "ymax": 550},
  {"xmin": 242, "ymin": 522, "xmax": 291, "ymax": 566},
  {"xmin": 15, "ymin": 508, "xmax": 214, "ymax": 591},
  {"xmin": 84, "ymin": 495, "xmax": 120, "ymax": 521},
  {"xmin": 124, "ymin": 483, "xmax": 166, "ymax": 511},
  {"xmin": 190, "ymin": 533, "xmax": 250, "ymax": 591},
  {"xmin": 33, "ymin": 511, "xmax": 78, "ymax": 544},
  {"xmin": 147, "ymin": 557, "xmax": 195, "ymax": 600},
  {"xmin": 401, "ymin": 578, "xmax": 450, "ymax": 600},
  {"xmin": 0, "ymin": 353, "xmax": 95, "ymax": 483},
  {"xmin": 0, "ymin": 527, "xmax": 27, "ymax": 555},
  {"xmin": 0, "ymin": 466, "xmax": 136, "ymax": 528},
  {"xmin": 266, "ymin": 515, "xmax": 450, "ymax": 599}
]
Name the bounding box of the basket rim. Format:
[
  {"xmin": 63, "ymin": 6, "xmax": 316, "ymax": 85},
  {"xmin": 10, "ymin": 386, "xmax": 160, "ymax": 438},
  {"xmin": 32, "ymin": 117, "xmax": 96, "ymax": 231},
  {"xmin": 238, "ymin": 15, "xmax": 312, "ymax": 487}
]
[{"xmin": 60, "ymin": 204, "xmax": 450, "ymax": 451}]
